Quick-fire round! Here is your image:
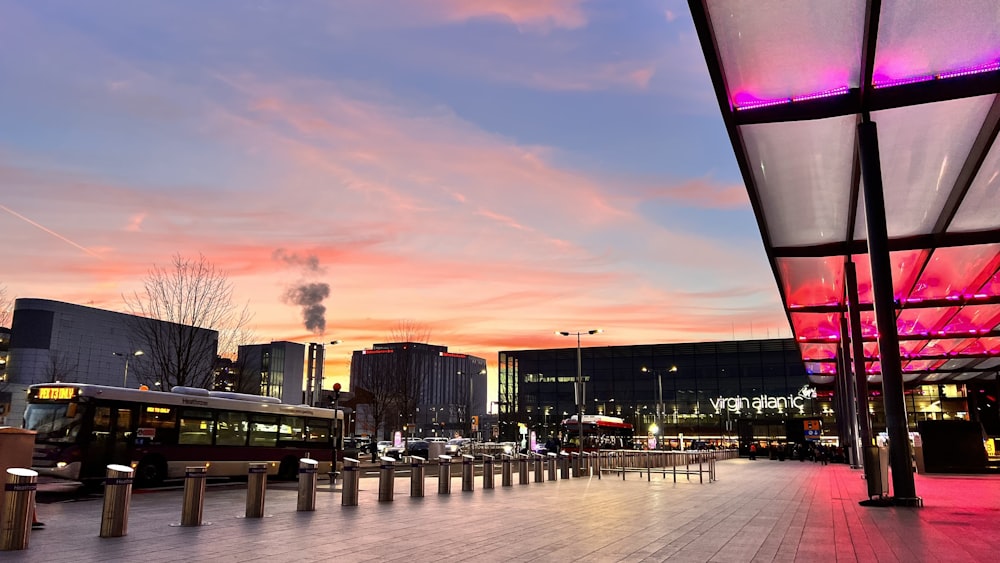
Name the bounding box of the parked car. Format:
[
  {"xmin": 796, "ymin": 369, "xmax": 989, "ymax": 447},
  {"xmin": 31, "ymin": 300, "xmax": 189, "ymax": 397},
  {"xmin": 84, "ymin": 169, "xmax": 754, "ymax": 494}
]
[
  {"xmin": 377, "ymin": 441, "xmax": 393, "ymax": 455},
  {"xmin": 405, "ymin": 440, "xmax": 430, "ymax": 459},
  {"xmin": 445, "ymin": 438, "xmax": 473, "ymax": 456}
]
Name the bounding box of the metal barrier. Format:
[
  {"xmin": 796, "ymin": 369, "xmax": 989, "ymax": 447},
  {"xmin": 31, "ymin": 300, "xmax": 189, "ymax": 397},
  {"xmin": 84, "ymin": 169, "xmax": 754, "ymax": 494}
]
[
  {"xmin": 245, "ymin": 462, "xmax": 268, "ymax": 518},
  {"xmin": 482, "ymin": 455, "xmax": 495, "ymax": 489},
  {"xmin": 533, "ymin": 453, "xmax": 544, "ymax": 483},
  {"xmin": 379, "ymin": 457, "xmax": 395, "ymax": 502},
  {"xmin": 410, "ymin": 456, "xmax": 425, "ymax": 497},
  {"xmin": 297, "ymin": 458, "xmax": 318, "ymax": 511},
  {"xmin": 341, "ymin": 458, "xmax": 360, "ymax": 506},
  {"xmin": 518, "ymin": 455, "xmax": 529, "ymax": 485},
  {"xmin": 559, "ymin": 452, "xmax": 570, "ymax": 479},
  {"xmin": 438, "ymin": 455, "xmax": 452, "ymax": 494},
  {"xmin": 501, "ymin": 454, "xmax": 513, "ymax": 487},
  {"xmin": 546, "ymin": 453, "xmax": 557, "ymax": 480},
  {"xmin": 178, "ymin": 466, "xmax": 208, "ymax": 526},
  {"xmin": 600, "ymin": 449, "xmax": 724, "ymax": 484},
  {"xmin": 100, "ymin": 464, "xmax": 134, "ymax": 538},
  {"xmin": 1, "ymin": 468, "xmax": 37, "ymax": 551},
  {"xmin": 461, "ymin": 455, "xmax": 475, "ymax": 492}
]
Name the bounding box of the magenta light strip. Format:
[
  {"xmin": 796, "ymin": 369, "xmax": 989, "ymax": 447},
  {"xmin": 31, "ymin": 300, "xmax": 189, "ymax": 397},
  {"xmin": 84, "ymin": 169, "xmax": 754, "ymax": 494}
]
[
  {"xmin": 874, "ymin": 59, "xmax": 1000, "ymax": 89},
  {"xmin": 734, "ymin": 85, "xmax": 849, "ymax": 112}
]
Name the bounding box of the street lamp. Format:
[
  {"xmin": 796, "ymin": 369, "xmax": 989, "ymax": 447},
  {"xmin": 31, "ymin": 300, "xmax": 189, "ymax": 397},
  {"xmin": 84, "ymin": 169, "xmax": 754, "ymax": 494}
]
[
  {"xmin": 113, "ymin": 350, "xmax": 144, "ymax": 388},
  {"xmin": 558, "ymin": 329, "xmax": 602, "ymax": 474},
  {"xmin": 641, "ymin": 366, "xmax": 677, "ymax": 449}
]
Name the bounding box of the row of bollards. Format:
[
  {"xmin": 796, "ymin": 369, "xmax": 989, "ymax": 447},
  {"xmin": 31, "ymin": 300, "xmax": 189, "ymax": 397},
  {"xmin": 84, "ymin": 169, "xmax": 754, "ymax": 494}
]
[
  {"xmin": 366, "ymin": 451, "xmax": 591, "ymax": 504},
  {"xmin": 3, "ymin": 449, "xmax": 676, "ymax": 551}
]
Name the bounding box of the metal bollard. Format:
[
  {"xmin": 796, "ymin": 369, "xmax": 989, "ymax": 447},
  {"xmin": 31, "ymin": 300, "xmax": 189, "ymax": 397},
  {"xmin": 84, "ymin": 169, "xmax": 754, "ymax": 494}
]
[
  {"xmin": 410, "ymin": 456, "xmax": 426, "ymax": 497},
  {"xmin": 482, "ymin": 455, "xmax": 495, "ymax": 489},
  {"xmin": 593, "ymin": 451, "xmax": 602, "ymax": 479},
  {"xmin": 179, "ymin": 466, "xmax": 208, "ymax": 526},
  {"xmin": 461, "ymin": 455, "xmax": 475, "ymax": 492},
  {"xmin": 518, "ymin": 454, "xmax": 529, "ymax": 485},
  {"xmin": 501, "ymin": 454, "xmax": 513, "ymax": 487},
  {"xmin": 378, "ymin": 456, "xmax": 395, "ymax": 502},
  {"xmin": 438, "ymin": 455, "xmax": 452, "ymax": 494},
  {"xmin": 559, "ymin": 452, "xmax": 570, "ymax": 479},
  {"xmin": 533, "ymin": 453, "xmax": 544, "ymax": 483},
  {"xmin": 571, "ymin": 452, "xmax": 581, "ymax": 477},
  {"xmin": 341, "ymin": 458, "xmax": 360, "ymax": 506},
  {"xmin": 547, "ymin": 453, "xmax": 557, "ymax": 480},
  {"xmin": 580, "ymin": 452, "xmax": 590, "ymax": 477},
  {"xmin": 297, "ymin": 458, "xmax": 318, "ymax": 511},
  {"xmin": 245, "ymin": 462, "xmax": 268, "ymax": 518},
  {"xmin": 1, "ymin": 468, "xmax": 37, "ymax": 551},
  {"xmin": 100, "ymin": 464, "xmax": 134, "ymax": 538}
]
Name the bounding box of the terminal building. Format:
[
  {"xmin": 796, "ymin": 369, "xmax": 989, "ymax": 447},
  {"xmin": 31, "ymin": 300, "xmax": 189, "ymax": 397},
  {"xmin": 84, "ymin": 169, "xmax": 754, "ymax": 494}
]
[{"xmin": 498, "ymin": 338, "xmax": 984, "ymax": 453}]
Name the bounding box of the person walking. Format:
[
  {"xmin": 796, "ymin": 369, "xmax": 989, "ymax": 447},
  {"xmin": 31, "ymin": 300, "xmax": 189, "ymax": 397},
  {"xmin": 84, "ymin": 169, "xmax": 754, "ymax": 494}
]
[{"xmin": 749, "ymin": 443, "xmax": 757, "ymax": 461}]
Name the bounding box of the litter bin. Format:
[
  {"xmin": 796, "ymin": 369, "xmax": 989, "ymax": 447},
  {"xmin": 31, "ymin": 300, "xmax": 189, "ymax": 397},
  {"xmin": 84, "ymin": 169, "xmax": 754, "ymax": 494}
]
[{"xmin": 0, "ymin": 428, "xmax": 36, "ymax": 539}]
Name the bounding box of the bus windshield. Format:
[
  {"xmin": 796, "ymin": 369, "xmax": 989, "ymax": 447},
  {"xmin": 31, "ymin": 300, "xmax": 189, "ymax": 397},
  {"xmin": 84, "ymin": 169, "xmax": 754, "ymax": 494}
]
[{"xmin": 24, "ymin": 403, "xmax": 83, "ymax": 443}]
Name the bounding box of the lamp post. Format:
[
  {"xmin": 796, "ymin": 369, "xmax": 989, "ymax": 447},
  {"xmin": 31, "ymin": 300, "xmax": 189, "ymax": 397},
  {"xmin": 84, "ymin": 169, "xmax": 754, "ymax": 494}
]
[
  {"xmin": 332, "ymin": 382, "xmax": 342, "ymax": 476},
  {"xmin": 558, "ymin": 329, "xmax": 602, "ymax": 473},
  {"xmin": 113, "ymin": 350, "xmax": 144, "ymax": 388},
  {"xmin": 641, "ymin": 366, "xmax": 677, "ymax": 449}
]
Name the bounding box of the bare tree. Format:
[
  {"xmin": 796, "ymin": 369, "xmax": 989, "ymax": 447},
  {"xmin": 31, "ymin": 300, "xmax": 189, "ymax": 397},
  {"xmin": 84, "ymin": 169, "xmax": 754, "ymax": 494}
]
[
  {"xmin": 389, "ymin": 321, "xmax": 431, "ymax": 441},
  {"xmin": 124, "ymin": 254, "xmax": 253, "ymax": 390},
  {"xmin": 354, "ymin": 355, "xmax": 396, "ymax": 441},
  {"xmin": 0, "ymin": 284, "xmax": 12, "ymax": 329},
  {"xmin": 43, "ymin": 351, "xmax": 79, "ymax": 383}
]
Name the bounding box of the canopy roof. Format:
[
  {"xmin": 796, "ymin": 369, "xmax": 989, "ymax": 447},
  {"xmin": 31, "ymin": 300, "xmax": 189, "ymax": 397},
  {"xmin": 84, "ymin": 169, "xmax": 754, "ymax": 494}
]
[{"xmin": 689, "ymin": 1, "xmax": 1000, "ymax": 386}]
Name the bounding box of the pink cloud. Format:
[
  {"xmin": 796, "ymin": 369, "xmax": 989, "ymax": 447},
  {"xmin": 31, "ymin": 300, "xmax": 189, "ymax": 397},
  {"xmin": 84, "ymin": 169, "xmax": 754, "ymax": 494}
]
[{"xmin": 434, "ymin": 0, "xmax": 588, "ymax": 32}]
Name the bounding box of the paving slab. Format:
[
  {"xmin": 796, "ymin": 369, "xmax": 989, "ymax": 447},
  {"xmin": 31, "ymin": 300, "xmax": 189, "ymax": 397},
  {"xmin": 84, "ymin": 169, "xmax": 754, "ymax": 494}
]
[{"xmin": 6, "ymin": 458, "xmax": 998, "ymax": 562}]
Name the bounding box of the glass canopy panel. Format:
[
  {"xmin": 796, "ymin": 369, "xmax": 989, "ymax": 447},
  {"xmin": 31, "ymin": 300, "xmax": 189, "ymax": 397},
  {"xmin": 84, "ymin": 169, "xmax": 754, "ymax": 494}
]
[
  {"xmin": 909, "ymin": 244, "xmax": 1000, "ymax": 300},
  {"xmin": 981, "ymin": 269, "xmax": 1000, "ymax": 297},
  {"xmin": 805, "ymin": 361, "xmax": 837, "ymax": 375},
  {"xmin": 940, "ymin": 358, "xmax": 975, "ymax": 370},
  {"xmin": 808, "ymin": 374, "xmax": 836, "ymax": 385},
  {"xmin": 778, "ymin": 257, "xmax": 844, "ymax": 308},
  {"xmin": 978, "ymin": 357, "xmax": 1000, "ymax": 369},
  {"xmin": 902, "ymin": 373, "xmax": 923, "ymax": 383},
  {"xmin": 850, "ymin": 250, "xmax": 927, "ymax": 304},
  {"xmin": 871, "ymin": 96, "xmax": 995, "ymax": 238},
  {"xmin": 943, "ymin": 304, "xmax": 1000, "ymax": 336},
  {"xmin": 904, "ymin": 359, "xmax": 941, "ymax": 371},
  {"xmin": 859, "ymin": 312, "xmax": 878, "ymax": 338},
  {"xmin": 741, "ymin": 116, "xmax": 856, "ymax": 247},
  {"xmin": 950, "ymin": 130, "xmax": 1000, "ymax": 232},
  {"xmin": 863, "ymin": 341, "xmax": 878, "ymax": 358},
  {"xmin": 953, "ymin": 373, "xmax": 984, "ymax": 381},
  {"xmin": 896, "ymin": 307, "xmax": 959, "ymax": 336},
  {"xmin": 790, "ymin": 312, "xmax": 840, "ymax": 340},
  {"xmin": 899, "ymin": 340, "xmax": 929, "ymax": 356},
  {"xmin": 922, "ymin": 372, "xmax": 950, "ymax": 382},
  {"xmin": 799, "ymin": 342, "xmax": 839, "ymax": 360},
  {"xmin": 706, "ymin": 0, "xmax": 865, "ymax": 105},
  {"xmin": 873, "ymin": 0, "xmax": 1000, "ymax": 83},
  {"xmin": 980, "ymin": 338, "xmax": 1000, "ymax": 354}
]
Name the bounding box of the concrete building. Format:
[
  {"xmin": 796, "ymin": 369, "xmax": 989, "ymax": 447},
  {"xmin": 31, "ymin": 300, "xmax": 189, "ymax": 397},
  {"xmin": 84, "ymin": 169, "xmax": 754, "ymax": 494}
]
[{"xmin": 4, "ymin": 298, "xmax": 219, "ymax": 427}]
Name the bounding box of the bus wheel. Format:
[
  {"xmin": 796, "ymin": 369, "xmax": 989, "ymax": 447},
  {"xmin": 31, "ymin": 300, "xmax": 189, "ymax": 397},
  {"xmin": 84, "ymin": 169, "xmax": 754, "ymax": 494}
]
[
  {"xmin": 277, "ymin": 456, "xmax": 300, "ymax": 481},
  {"xmin": 136, "ymin": 456, "xmax": 167, "ymax": 487}
]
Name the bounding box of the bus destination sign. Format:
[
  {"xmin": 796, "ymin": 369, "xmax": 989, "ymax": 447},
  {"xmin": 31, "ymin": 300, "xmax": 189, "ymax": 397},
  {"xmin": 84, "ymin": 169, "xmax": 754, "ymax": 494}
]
[{"xmin": 37, "ymin": 387, "xmax": 76, "ymax": 401}]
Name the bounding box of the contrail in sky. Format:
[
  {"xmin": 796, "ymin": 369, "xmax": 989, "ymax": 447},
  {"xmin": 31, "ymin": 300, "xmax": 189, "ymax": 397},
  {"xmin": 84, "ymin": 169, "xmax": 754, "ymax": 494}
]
[{"xmin": 0, "ymin": 203, "xmax": 102, "ymax": 258}]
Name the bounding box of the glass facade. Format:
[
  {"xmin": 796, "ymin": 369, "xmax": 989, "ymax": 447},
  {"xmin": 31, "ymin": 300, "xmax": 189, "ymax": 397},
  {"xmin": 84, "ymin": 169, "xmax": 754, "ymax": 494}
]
[
  {"xmin": 499, "ymin": 339, "xmax": 815, "ymax": 447},
  {"xmin": 499, "ymin": 338, "xmax": 985, "ymax": 450}
]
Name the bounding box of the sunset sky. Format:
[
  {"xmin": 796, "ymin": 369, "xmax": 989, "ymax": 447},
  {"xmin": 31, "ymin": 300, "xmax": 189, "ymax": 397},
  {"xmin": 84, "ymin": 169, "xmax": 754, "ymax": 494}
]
[{"xmin": 0, "ymin": 1, "xmax": 792, "ymax": 401}]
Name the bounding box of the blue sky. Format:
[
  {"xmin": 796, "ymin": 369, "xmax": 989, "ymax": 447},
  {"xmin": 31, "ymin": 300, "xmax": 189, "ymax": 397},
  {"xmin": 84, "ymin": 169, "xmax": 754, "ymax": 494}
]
[{"xmin": 0, "ymin": 1, "xmax": 790, "ymax": 397}]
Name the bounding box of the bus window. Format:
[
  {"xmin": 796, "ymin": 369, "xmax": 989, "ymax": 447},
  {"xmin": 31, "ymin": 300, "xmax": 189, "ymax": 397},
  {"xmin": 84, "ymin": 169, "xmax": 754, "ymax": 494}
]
[
  {"xmin": 179, "ymin": 408, "xmax": 215, "ymax": 445},
  {"xmin": 139, "ymin": 405, "xmax": 177, "ymax": 443},
  {"xmin": 216, "ymin": 411, "xmax": 248, "ymax": 446},
  {"xmin": 249, "ymin": 414, "xmax": 278, "ymax": 447},
  {"xmin": 305, "ymin": 418, "xmax": 331, "ymax": 443},
  {"xmin": 23, "ymin": 403, "xmax": 83, "ymax": 443},
  {"xmin": 279, "ymin": 416, "xmax": 304, "ymax": 442}
]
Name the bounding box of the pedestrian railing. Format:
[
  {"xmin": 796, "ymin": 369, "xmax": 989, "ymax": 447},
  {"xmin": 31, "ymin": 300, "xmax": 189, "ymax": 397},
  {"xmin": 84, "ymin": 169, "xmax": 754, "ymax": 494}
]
[{"xmin": 596, "ymin": 449, "xmax": 736, "ymax": 483}]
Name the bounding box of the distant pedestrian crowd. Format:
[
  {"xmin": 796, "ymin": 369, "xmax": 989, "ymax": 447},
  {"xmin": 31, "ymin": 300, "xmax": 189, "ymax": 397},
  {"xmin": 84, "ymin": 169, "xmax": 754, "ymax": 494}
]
[{"xmin": 746, "ymin": 441, "xmax": 841, "ymax": 464}]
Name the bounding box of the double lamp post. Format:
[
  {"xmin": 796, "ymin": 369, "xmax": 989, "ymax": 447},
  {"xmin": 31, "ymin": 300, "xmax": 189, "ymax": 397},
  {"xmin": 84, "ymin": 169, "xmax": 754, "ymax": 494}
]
[{"xmin": 558, "ymin": 329, "xmax": 602, "ymax": 474}]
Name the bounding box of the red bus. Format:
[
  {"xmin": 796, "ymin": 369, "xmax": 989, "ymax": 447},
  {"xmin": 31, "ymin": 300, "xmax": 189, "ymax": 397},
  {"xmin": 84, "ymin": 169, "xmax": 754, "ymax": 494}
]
[
  {"xmin": 561, "ymin": 415, "xmax": 634, "ymax": 452},
  {"xmin": 23, "ymin": 383, "xmax": 342, "ymax": 486}
]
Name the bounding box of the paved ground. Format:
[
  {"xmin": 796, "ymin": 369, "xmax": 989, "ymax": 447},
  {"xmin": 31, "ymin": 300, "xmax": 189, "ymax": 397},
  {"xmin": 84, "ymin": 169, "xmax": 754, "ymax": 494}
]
[{"xmin": 7, "ymin": 458, "xmax": 999, "ymax": 562}]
